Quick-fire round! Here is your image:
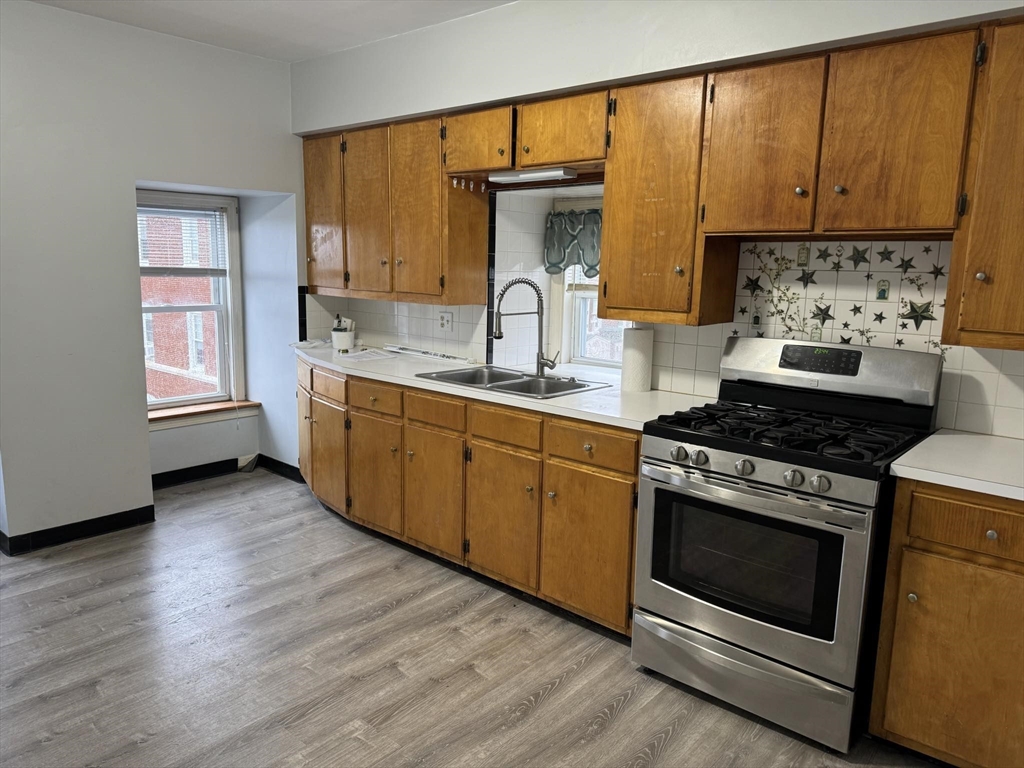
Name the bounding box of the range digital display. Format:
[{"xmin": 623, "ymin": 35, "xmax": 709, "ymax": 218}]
[{"xmin": 779, "ymin": 344, "xmax": 861, "ymax": 376}]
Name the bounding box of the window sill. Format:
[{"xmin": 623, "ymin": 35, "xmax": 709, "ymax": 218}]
[{"xmin": 148, "ymin": 400, "xmax": 260, "ymax": 430}]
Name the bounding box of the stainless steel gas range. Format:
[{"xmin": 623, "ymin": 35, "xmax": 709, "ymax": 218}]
[{"xmin": 631, "ymin": 338, "xmax": 942, "ymax": 752}]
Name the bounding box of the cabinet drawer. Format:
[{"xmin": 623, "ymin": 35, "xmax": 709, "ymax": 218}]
[
  {"xmin": 406, "ymin": 391, "xmax": 465, "ymax": 432},
  {"xmin": 546, "ymin": 420, "xmax": 637, "ymax": 474},
  {"xmin": 349, "ymin": 380, "xmax": 402, "ymax": 416},
  {"xmin": 470, "ymin": 404, "xmax": 542, "ymax": 451},
  {"xmin": 297, "ymin": 357, "xmax": 313, "ymax": 391},
  {"xmin": 910, "ymin": 489, "xmax": 1024, "ymax": 563},
  {"xmin": 311, "ymin": 368, "xmax": 346, "ymax": 404}
]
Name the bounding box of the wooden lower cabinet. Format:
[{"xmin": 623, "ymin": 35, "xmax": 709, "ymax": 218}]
[
  {"xmin": 347, "ymin": 410, "xmax": 403, "ymax": 535},
  {"xmin": 404, "ymin": 424, "xmax": 464, "ymax": 559},
  {"xmin": 465, "ymin": 441, "xmax": 542, "ymax": 591},
  {"xmin": 298, "ymin": 386, "xmax": 312, "ymax": 485},
  {"xmin": 873, "ymin": 479, "xmax": 1024, "ymax": 768},
  {"xmin": 310, "ymin": 397, "xmax": 347, "ymax": 514},
  {"xmin": 539, "ymin": 460, "xmax": 634, "ymax": 631}
]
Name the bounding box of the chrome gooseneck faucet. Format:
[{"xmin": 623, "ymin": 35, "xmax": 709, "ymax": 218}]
[{"xmin": 493, "ymin": 277, "xmax": 559, "ymax": 377}]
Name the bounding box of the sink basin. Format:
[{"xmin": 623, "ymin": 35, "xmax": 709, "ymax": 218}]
[
  {"xmin": 419, "ymin": 366, "xmax": 525, "ymax": 387},
  {"xmin": 488, "ymin": 376, "xmax": 603, "ymax": 399}
]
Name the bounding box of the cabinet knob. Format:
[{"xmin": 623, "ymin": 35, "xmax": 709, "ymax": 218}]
[
  {"xmin": 976, "ymin": 272, "xmax": 987, "ymax": 281},
  {"xmin": 390, "ymin": 446, "xmax": 398, "ymax": 453},
  {"xmin": 407, "ymin": 450, "xmax": 414, "ymax": 458},
  {"xmin": 380, "ymin": 258, "xmax": 388, "ymax": 266},
  {"xmin": 306, "ymin": 257, "xmax": 312, "ymax": 263},
  {"xmin": 523, "ymin": 145, "xmax": 530, "ymax": 154},
  {"xmin": 310, "ymin": 418, "xmax": 317, "ymax": 424},
  {"xmin": 834, "ymin": 185, "xmax": 846, "ymax": 194},
  {"xmin": 525, "ymin": 485, "xmax": 533, "ymax": 493},
  {"xmin": 396, "ymin": 258, "xmax": 404, "ymax": 266},
  {"xmin": 497, "ymin": 147, "xmax": 505, "ymax": 156},
  {"xmin": 674, "ymin": 266, "xmax": 684, "ymax": 275},
  {"xmin": 548, "ymin": 491, "xmax": 557, "ymax": 499},
  {"xmin": 986, "ymin": 529, "xmax": 999, "ymax": 540},
  {"xmin": 907, "ymin": 593, "xmax": 918, "ymax": 603},
  {"xmin": 369, "ymin": 396, "xmax": 377, "ymax": 404},
  {"xmin": 583, "ymin": 443, "xmax": 593, "ymax": 452},
  {"xmin": 795, "ymin": 186, "xmax": 806, "ymax": 196}
]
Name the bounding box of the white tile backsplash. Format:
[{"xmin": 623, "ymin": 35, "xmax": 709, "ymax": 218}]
[{"xmin": 646, "ymin": 239, "xmax": 1024, "ymax": 439}]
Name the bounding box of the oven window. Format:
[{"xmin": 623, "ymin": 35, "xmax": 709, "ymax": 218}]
[{"xmin": 651, "ymin": 488, "xmax": 844, "ymax": 641}]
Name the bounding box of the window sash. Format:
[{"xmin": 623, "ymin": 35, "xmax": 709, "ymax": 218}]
[{"xmin": 570, "ymin": 292, "xmax": 622, "ymax": 368}]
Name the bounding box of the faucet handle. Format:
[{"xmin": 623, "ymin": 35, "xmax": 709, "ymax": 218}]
[{"xmin": 550, "ymin": 350, "xmax": 561, "ymax": 366}]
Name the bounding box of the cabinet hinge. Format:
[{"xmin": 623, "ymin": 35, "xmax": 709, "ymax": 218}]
[
  {"xmin": 602, "ymin": 281, "xmax": 607, "ymax": 298},
  {"xmin": 440, "ymin": 124, "xmax": 447, "ymax": 140},
  {"xmin": 463, "ymin": 539, "xmax": 470, "ymax": 555},
  {"xmin": 464, "ymin": 446, "xmax": 472, "ymax": 462},
  {"xmin": 957, "ymin": 192, "xmax": 968, "ymax": 217},
  {"xmin": 633, "ymin": 491, "xmax": 639, "ymax": 509},
  {"xmin": 346, "ymin": 496, "xmax": 352, "ymax": 508},
  {"xmin": 440, "ymin": 274, "xmax": 446, "ymax": 290},
  {"xmin": 606, "ymin": 130, "xmax": 612, "ymax": 149},
  {"xmin": 344, "ymin": 418, "xmax": 351, "ymax": 430},
  {"xmin": 443, "ymin": 151, "xmax": 447, "ymax": 166},
  {"xmin": 709, "ymin": 83, "xmax": 715, "ymax": 104},
  {"xmin": 343, "ymin": 270, "xmax": 350, "ymax": 284},
  {"xmin": 975, "ymin": 40, "xmax": 987, "ymax": 67},
  {"xmin": 340, "ymin": 140, "xmax": 347, "ymax": 153},
  {"xmin": 607, "ymin": 97, "xmax": 617, "ymax": 116},
  {"xmin": 700, "ymin": 204, "xmax": 706, "ymax": 223}
]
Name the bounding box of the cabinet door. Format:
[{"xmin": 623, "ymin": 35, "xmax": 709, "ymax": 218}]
[
  {"xmin": 311, "ymin": 397, "xmax": 347, "ymax": 513},
  {"xmin": 348, "ymin": 411, "xmax": 403, "ymax": 534},
  {"xmin": 404, "ymin": 425, "xmax": 464, "ymax": 558},
  {"xmin": 466, "ymin": 442, "xmax": 541, "ymax": 590},
  {"xmin": 540, "ymin": 461, "xmax": 634, "ymax": 630},
  {"xmin": 391, "ymin": 119, "xmax": 442, "ymax": 295},
  {"xmin": 704, "ymin": 58, "xmax": 826, "ymax": 232},
  {"xmin": 885, "ymin": 549, "xmax": 1024, "ymax": 768},
  {"xmin": 343, "ymin": 126, "xmax": 391, "ymax": 292},
  {"xmin": 519, "ymin": 92, "xmax": 608, "ymax": 167},
  {"xmin": 601, "ymin": 77, "xmax": 704, "ymax": 312},
  {"xmin": 954, "ymin": 23, "xmax": 1024, "ymax": 343},
  {"xmin": 443, "ymin": 107, "xmax": 513, "ymax": 173},
  {"xmin": 302, "ymin": 135, "xmax": 345, "ymax": 289},
  {"xmin": 298, "ymin": 386, "xmax": 312, "ymax": 485},
  {"xmin": 818, "ymin": 32, "xmax": 976, "ymax": 230}
]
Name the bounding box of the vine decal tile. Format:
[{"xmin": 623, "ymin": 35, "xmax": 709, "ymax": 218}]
[{"xmin": 732, "ymin": 241, "xmax": 951, "ymax": 356}]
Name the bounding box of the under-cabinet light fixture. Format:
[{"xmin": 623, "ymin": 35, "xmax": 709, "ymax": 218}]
[{"xmin": 487, "ymin": 168, "xmax": 578, "ymax": 184}]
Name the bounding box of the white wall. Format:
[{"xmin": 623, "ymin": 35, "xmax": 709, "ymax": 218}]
[
  {"xmin": 291, "ymin": 0, "xmax": 1023, "ymax": 133},
  {"xmin": 0, "ymin": 1, "xmax": 303, "ymax": 536}
]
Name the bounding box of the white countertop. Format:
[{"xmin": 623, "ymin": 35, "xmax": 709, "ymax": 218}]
[
  {"xmin": 892, "ymin": 429, "xmax": 1024, "ymax": 501},
  {"xmin": 294, "ymin": 347, "xmax": 701, "ymax": 432}
]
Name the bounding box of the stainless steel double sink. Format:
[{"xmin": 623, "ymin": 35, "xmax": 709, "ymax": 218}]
[{"xmin": 415, "ymin": 366, "xmax": 611, "ymax": 399}]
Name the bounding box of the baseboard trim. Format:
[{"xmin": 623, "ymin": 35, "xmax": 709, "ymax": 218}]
[
  {"xmin": 0, "ymin": 505, "xmax": 156, "ymax": 557},
  {"xmin": 256, "ymin": 454, "xmax": 304, "ymax": 484},
  {"xmin": 152, "ymin": 459, "xmax": 238, "ymax": 490}
]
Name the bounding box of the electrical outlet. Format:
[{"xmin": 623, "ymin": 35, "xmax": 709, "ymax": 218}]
[{"xmin": 438, "ymin": 311, "xmax": 454, "ymax": 332}]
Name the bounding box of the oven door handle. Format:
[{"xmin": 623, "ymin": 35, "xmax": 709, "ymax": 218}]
[
  {"xmin": 633, "ymin": 610, "xmax": 851, "ymax": 706},
  {"xmin": 641, "ymin": 463, "xmax": 868, "ymax": 532}
]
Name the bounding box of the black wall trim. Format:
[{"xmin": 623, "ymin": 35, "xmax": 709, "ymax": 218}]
[
  {"xmin": 256, "ymin": 454, "xmax": 304, "ymax": 484},
  {"xmin": 0, "ymin": 505, "xmax": 155, "ymax": 557},
  {"xmin": 152, "ymin": 459, "xmax": 238, "ymax": 490},
  {"xmin": 298, "ymin": 285, "xmax": 309, "ymax": 342}
]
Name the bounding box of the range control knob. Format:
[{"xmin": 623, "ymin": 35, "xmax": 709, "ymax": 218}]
[
  {"xmin": 689, "ymin": 450, "xmax": 709, "ymax": 467},
  {"xmin": 809, "ymin": 474, "xmax": 832, "ymax": 494},
  {"xmin": 783, "ymin": 469, "xmax": 805, "ymax": 488},
  {"xmin": 734, "ymin": 459, "xmax": 755, "ymax": 477},
  {"xmin": 669, "ymin": 445, "xmax": 688, "ymax": 463}
]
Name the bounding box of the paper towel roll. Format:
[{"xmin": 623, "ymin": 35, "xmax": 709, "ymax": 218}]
[{"xmin": 621, "ymin": 328, "xmax": 654, "ymax": 392}]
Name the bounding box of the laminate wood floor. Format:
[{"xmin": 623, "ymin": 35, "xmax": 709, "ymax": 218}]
[{"xmin": 0, "ymin": 470, "xmax": 927, "ymax": 768}]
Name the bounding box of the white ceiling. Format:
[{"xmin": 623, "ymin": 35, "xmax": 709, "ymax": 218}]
[{"xmin": 32, "ymin": 0, "xmax": 515, "ymax": 62}]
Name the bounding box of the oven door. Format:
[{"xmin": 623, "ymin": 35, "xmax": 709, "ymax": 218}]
[{"xmin": 635, "ymin": 460, "xmax": 874, "ymax": 687}]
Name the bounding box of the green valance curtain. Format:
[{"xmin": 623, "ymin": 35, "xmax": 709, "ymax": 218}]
[{"xmin": 543, "ymin": 209, "xmax": 602, "ymax": 277}]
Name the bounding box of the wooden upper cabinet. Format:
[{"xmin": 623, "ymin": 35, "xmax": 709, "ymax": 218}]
[
  {"xmin": 443, "ymin": 107, "xmax": 513, "ymax": 173},
  {"xmin": 343, "ymin": 126, "xmax": 392, "ymax": 292},
  {"xmin": 818, "ymin": 31, "xmax": 977, "ymax": 231},
  {"xmin": 600, "ymin": 76, "xmax": 705, "ymax": 313},
  {"xmin": 390, "ymin": 119, "xmax": 442, "ymax": 295},
  {"xmin": 404, "ymin": 424, "xmax": 464, "ymax": 559},
  {"xmin": 310, "ymin": 396, "xmax": 347, "ymax": 514},
  {"xmin": 518, "ymin": 92, "xmax": 608, "ymax": 167},
  {"xmin": 884, "ymin": 549, "xmax": 1024, "ymax": 768},
  {"xmin": 945, "ymin": 23, "xmax": 1024, "ymax": 350},
  {"xmin": 302, "ymin": 135, "xmax": 345, "ymax": 289},
  {"xmin": 703, "ymin": 58, "xmax": 826, "ymax": 233}
]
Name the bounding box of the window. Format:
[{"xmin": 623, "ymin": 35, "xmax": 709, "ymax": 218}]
[
  {"xmin": 137, "ymin": 190, "xmax": 244, "ymax": 408},
  {"xmin": 564, "ymin": 264, "xmax": 626, "ymax": 367}
]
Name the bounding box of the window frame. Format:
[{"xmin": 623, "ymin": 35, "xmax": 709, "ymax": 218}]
[
  {"xmin": 137, "ymin": 189, "xmax": 245, "ymax": 410},
  {"xmin": 560, "ymin": 264, "xmax": 624, "ymax": 369}
]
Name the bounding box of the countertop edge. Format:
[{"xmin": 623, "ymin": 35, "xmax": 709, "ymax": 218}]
[{"xmin": 890, "ymin": 464, "xmax": 1024, "ymax": 502}]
